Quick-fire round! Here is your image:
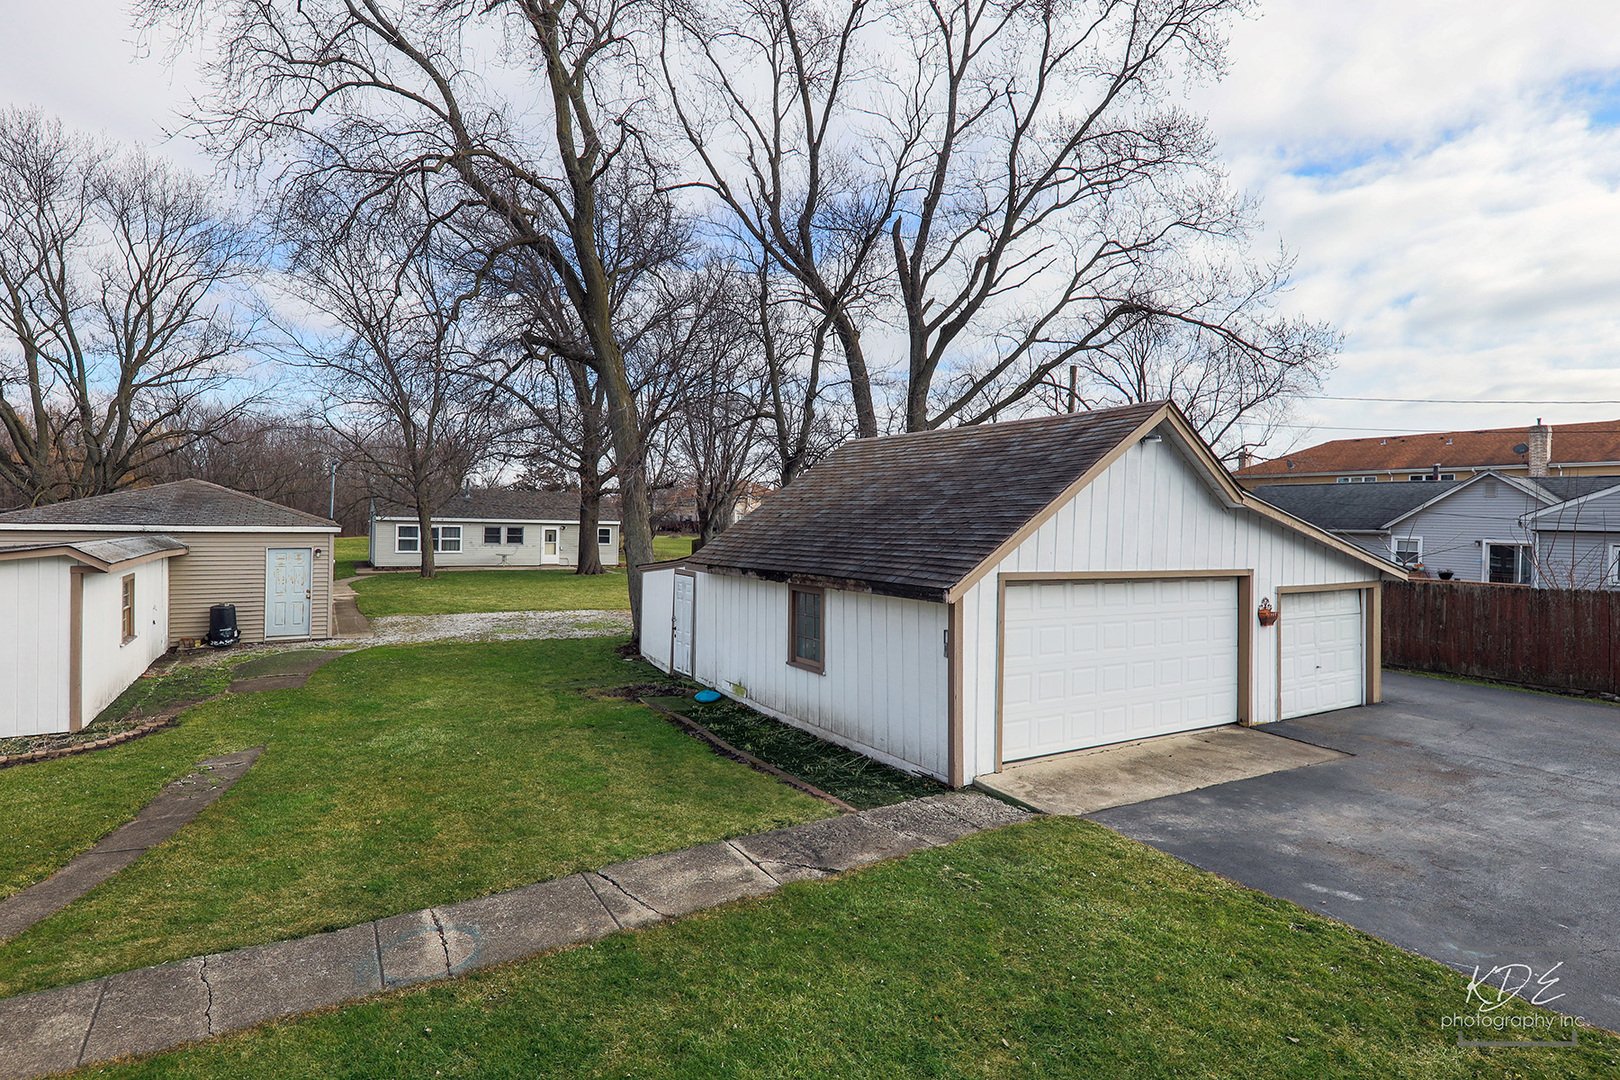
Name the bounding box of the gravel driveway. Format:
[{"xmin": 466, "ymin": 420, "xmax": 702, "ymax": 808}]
[{"xmin": 368, "ymin": 609, "xmax": 632, "ymax": 646}]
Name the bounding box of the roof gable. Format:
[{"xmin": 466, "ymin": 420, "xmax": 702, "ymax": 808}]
[
  {"xmin": 689, "ymin": 403, "xmax": 1398, "ymax": 601},
  {"xmin": 0, "ymin": 480, "xmax": 336, "ymax": 530}
]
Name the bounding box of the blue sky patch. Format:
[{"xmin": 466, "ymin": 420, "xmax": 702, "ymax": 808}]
[{"xmin": 1564, "ymin": 72, "xmax": 1620, "ymax": 129}]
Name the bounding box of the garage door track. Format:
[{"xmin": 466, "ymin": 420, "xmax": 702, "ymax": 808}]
[{"xmin": 1092, "ymin": 672, "xmax": 1620, "ymax": 1034}]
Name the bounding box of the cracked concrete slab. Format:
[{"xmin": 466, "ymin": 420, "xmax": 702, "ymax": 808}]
[
  {"xmin": 204, "ymin": 923, "xmax": 382, "ymax": 1033},
  {"xmin": 80, "ymin": 959, "xmax": 208, "ymax": 1064},
  {"xmin": 599, "ymin": 842, "xmax": 777, "ymax": 917},
  {"xmin": 856, "ymin": 797, "xmax": 988, "ymax": 846},
  {"xmin": 583, "ymin": 873, "xmax": 662, "ymax": 929},
  {"xmin": 926, "ymin": 791, "xmax": 1037, "ymax": 829},
  {"xmin": 0, "ymin": 979, "xmax": 102, "ymax": 1079},
  {"xmin": 732, "ymin": 816, "xmax": 928, "ymax": 882},
  {"xmin": 435, "ymin": 875, "xmax": 615, "ymax": 972},
  {"xmin": 376, "ymin": 910, "xmax": 450, "ymax": 988}
]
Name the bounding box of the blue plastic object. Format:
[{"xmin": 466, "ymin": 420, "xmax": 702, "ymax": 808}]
[{"xmin": 693, "ymin": 690, "xmax": 723, "ymax": 703}]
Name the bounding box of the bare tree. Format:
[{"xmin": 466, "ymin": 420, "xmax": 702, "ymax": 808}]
[
  {"xmin": 0, "ymin": 109, "xmax": 261, "ymax": 504},
  {"xmin": 142, "ymin": 0, "xmax": 680, "ymax": 638},
  {"xmin": 280, "ymin": 186, "xmax": 495, "ymax": 578}
]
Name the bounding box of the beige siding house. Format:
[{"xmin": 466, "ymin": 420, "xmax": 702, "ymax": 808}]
[
  {"xmin": 0, "ymin": 480, "xmax": 339, "ymax": 645},
  {"xmin": 369, "ymin": 489, "xmax": 620, "ymax": 570},
  {"xmin": 0, "ymin": 535, "xmax": 184, "ymax": 738},
  {"xmin": 643, "ymin": 402, "xmax": 1405, "ymax": 787}
]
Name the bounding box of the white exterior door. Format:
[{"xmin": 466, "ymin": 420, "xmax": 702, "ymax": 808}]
[
  {"xmin": 672, "ymin": 573, "xmax": 694, "ymax": 676},
  {"xmin": 1279, "ymin": 590, "xmax": 1364, "ymax": 719},
  {"xmin": 541, "ymin": 527, "xmax": 560, "ymax": 565},
  {"xmin": 1000, "ymin": 577, "xmax": 1239, "ymax": 761},
  {"xmin": 265, "ymin": 548, "xmax": 312, "ymax": 638}
]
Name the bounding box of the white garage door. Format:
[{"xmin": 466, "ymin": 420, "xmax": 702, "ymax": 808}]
[
  {"xmin": 1001, "ymin": 578, "xmax": 1239, "ymax": 762},
  {"xmin": 1279, "ymin": 589, "xmax": 1364, "ymax": 719}
]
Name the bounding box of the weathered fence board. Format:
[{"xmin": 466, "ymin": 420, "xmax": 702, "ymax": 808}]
[{"xmin": 1382, "ymin": 580, "xmax": 1618, "ymax": 694}]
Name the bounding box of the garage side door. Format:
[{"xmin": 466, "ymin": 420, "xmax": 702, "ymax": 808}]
[
  {"xmin": 1001, "ymin": 578, "xmax": 1239, "ymax": 762},
  {"xmin": 1279, "ymin": 589, "xmax": 1364, "ymax": 720}
]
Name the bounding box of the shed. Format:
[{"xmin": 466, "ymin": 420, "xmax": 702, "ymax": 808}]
[
  {"xmin": 0, "ymin": 480, "xmax": 339, "ymax": 645},
  {"xmin": 642, "ymin": 402, "xmax": 1405, "ymax": 787},
  {"xmin": 369, "ymin": 489, "xmax": 621, "ymax": 571},
  {"xmin": 0, "ymin": 536, "xmax": 186, "ymax": 738}
]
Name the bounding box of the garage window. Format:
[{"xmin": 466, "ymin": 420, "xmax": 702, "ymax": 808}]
[
  {"xmin": 788, "ymin": 587, "xmax": 824, "ymax": 673},
  {"xmin": 121, "ymin": 575, "xmax": 136, "ymax": 643},
  {"xmin": 598, "ymin": 527, "xmax": 612, "ymax": 546},
  {"xmin": 396, "ymin": 525, "xmax": 420, "ymax": 553}
]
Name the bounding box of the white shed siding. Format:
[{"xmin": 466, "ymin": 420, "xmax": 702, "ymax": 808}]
[
  {"xmin": 641, "ymin": 566, "xmax": 675, "ymax": 671},
  {"xmin": 958, "ymin": 436, "xmax": 1376, "ymax": 782},
  {"xmin": 0, "ymin": 556, "xmax": 72, "ymax": 738},
  {"xmin": 692, "ymin": 574, "xmax": 950, "ymax": 780},
  {"xmin": 80, "ymin": 559, "xmax": 170, "ymax": 723}
]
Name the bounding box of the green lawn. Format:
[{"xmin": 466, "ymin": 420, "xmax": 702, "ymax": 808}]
[
  {"xmin": 87, "ymin": 817, "xmax": 1620, "ymax": 1079},
  {"xmin": 334, "ymin": 535, "xmax": 369, "ymax": 580},
  {"xmin": 654, "ymin": 533, "xmax": 695, "ymax": 560},
  {"xmin": 0, "ymin": 638, "xmax": 831, "ymax": 998},
  {"xmin": 351, "ymin": 568, "xmax": 632, "ymax": 616}
]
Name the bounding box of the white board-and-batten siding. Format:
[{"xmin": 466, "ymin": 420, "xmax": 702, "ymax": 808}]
[
  {"xmin": 0, "ymin": 556, "xmax": 72, "ymax": 738},
  {"xmin": 957, "ymin": 435, "xmax": 1378, "ymax": 782}
]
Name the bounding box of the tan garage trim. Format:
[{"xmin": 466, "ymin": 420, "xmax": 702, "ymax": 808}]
[{"xmin": 993, "ymin": 569, "xmax": 1255, "ymax": 773}]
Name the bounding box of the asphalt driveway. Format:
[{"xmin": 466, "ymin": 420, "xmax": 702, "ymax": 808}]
[{"xmin": 1091, "ymin": 671, "xmax": 1620, "ymax": 1034}]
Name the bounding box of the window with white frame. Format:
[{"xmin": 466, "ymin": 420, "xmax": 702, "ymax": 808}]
[
  {"xmin": 506, "ymin": 526, "xmax": 524, "ymax": 544},
  {"xmin": 484, "ymin": 526, "xmax": 502, "ymax": 544},
  {"xmin": 432, "ymin": 525, "xmax": 462, "ymax": 552},
  {"xmin": 1393, "ymin": 537, "xmax": 1423, "ymax": 566},
  {"xmin": 1336, "ymin": 475, "xmax": 1378, "ymax": 483},
  {"xmin": 396, "ymin": 524, "xmax": 420, "ymax": 553},
  {"xmin": 1408, "ymin": 473, "xmax": 1457, "ymax": 482},
  {"xmin": 1608, "ymin": 544, "xmax": 1620, "ymax": 587},
  {"xmin": 598, "ymin": 527, "xmax": 612, "ymax": 546}
]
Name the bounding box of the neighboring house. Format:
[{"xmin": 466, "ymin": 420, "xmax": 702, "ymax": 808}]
[
  {"xmin": 1252, "ymin": 473, "xmax": 1620, "ymax": 588},
  {"xmin": 0, "ymin": 480, "xmax": 339, "ymax": 645},
  {"xmin": 369, "ymin": 489, "xmax": 621, "ymax": 571},
  {"xmin": 1235, "ymin": 418, "xmax": 1620, "ymax": 486},
  {"xmin": 642, "ymin": 402, "xmax": 1404, "ymax": 787},
  {"xmin": 0, "ymin": 536, "xmax": 185, "ymax": 738}
]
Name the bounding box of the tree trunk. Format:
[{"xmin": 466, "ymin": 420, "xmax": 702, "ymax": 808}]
[
  {"xmin": 568, "ymin": 356, "xmax": 605, "ymax": 575},
  {"xmin": 575, "ymin": 474, "xmax": 604, "ymax": 576},
  {"xmin": 831, "ymin": 309, "xmax": 878, "ymax": 439},
  {"xmin": 415, "ymin": 501, "xmax": 437, "ymax": 579}
]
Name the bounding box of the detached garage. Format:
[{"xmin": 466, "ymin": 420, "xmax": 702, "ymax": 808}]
[{"xmin": 643, "ymin": 401, "xmax": 1405, "ymax": 787}]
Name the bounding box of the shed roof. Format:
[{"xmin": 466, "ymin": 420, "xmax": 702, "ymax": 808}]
[
  {"xmin": 0, "ymin": 480, "xmax": 336, "ymax": 531},
  {"xmin": 0, "ymin": 534, "xmax": 187, "ymax": 571},
  {"xmin": 373, "ymin": 488, "xmax": 619, "ymax": 524},
  {"xmin": 684, "ymin": 402, "xmax": 1162, "ymax": 601}
]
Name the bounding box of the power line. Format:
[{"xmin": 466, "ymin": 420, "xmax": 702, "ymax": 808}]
[{"xmin": 1316, "ymin": 395, "xmax": 1620, "ymax": 406}]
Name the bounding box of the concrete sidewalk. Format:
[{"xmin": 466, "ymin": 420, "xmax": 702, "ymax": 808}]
[{"xmin": 0, "ymin": 792, "xmax": 1030, "ymax": 1079}]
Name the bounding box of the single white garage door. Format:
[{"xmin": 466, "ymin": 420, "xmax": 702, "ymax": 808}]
[
  {"xmin": 1279, "ymin": 589, "xmax": 1364, "ymax": 719},
  {"xmin": 1001, "ymin": 578, "xmax": 1240, "ymax": 761}
]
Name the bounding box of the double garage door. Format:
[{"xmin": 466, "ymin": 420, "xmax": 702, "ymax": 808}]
[{"xmin": 1000, "ymin": 578, "xmax": 1363, "ymax": 762}]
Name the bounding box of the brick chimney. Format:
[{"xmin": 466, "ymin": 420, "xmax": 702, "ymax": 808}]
[
  {"xmin": 1239, "ymin": 450, "xmax": 1256, "ymax": 470},
  {"xmin": 1528, "ymin": 418, "xmax": 1552, "ymax": 477}
]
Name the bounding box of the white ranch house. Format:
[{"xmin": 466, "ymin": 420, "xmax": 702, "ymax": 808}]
[
  {"xmin": 369, "ymin": 490, "xmax": 620, "ymax": 571},
  {"xmin": 643, "ymin": 402, "xmax": 1405, "ymax": 787}
]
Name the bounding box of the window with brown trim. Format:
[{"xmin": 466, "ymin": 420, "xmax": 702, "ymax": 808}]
[
  {"xmin": 789, "ymin": 587, "xmax": 824, "ymax": 673},
  {"xmin": 121, "ymin": 574, "xmax": 136, "ymax": 643}
]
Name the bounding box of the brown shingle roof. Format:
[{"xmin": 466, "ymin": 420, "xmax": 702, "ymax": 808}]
[
  {"xmin": 0, "ymin": 480, "xmax": 336, "ymax": 530},
  {"xmin": 687, "ymin": 402, "xmax": 1165, "ymax": 601},
  {"xmin": 1235, "ymin": 420, "xmax": 1620, "ymax": 479}
]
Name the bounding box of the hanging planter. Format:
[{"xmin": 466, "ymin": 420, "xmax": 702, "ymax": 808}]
[{"xmin": 1257, "ymin": 598, "xmax": 1280, "ymax": 627}]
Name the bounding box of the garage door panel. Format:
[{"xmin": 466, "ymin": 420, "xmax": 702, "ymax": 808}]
[
  {"xmin": 1280, "ymin": 590, "xmax": 1364, "ymax": 720},
  {"xmin": 1002, "ymin": 577, "xmax": 1239, "ymax": 761}
]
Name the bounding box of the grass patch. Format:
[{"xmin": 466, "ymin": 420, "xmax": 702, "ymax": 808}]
[
  {"xmin": 351, "ymin": 568, "xmax": 631, "ymax": 617},
  {"xmin": 653, "ymin": 534, "xmax": 695, "ymax": 560},
  {"xmin": 0, "ymin": 660, "xmax": 239, "ymax": 758},
  {"xmin": 0, "ymin": 638, "xmax": 831, "ymax": 997},
  {"xmin": 334, "ymin": 536, "xmax": 369, "ymax": 581},
  {"xmin": 91, "ymin": 817, "xmax": 1620, "ymax": 1079},
  {"xmin": 645, "ymin": 693, "xmax": 943, "ymax": 810}
]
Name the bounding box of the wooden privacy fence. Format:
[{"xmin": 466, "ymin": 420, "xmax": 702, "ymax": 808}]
[{"xmin": 1382, "ymin": 580, "xmax": 1620, "ymax": 694}]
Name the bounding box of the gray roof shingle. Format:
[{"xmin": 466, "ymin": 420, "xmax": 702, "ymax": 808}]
[
  {"xmin": 1246, "ymin": 481, "xmax": 1468, "ymax": 532},
  {"xmin": 372, "ymin": 489, "xmax": 619, "ymax": 523},
  {"xmin": 0, "ymin": 480, "xmax": 336, "ymax": 530},
  {"xmin": 0, "ymin": 534, "xmax": 187, "ymax": 567},
  {"xmin": 686, "ymin": 402, "xmax": 1166, "ymax": 601}
]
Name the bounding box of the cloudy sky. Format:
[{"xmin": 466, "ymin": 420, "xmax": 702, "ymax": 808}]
[{"xmin": 3, "ymin": 1, "xmax": 1619, "ymax": 450}]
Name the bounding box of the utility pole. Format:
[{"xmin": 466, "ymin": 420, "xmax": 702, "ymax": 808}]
[
  {"xmin": 328, "ymin": 459, "xmax": 341, "ymax": 522},
  {"xmin": 1066, "ymin": 365, "xmax": 1078, "ymax": 413}
]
